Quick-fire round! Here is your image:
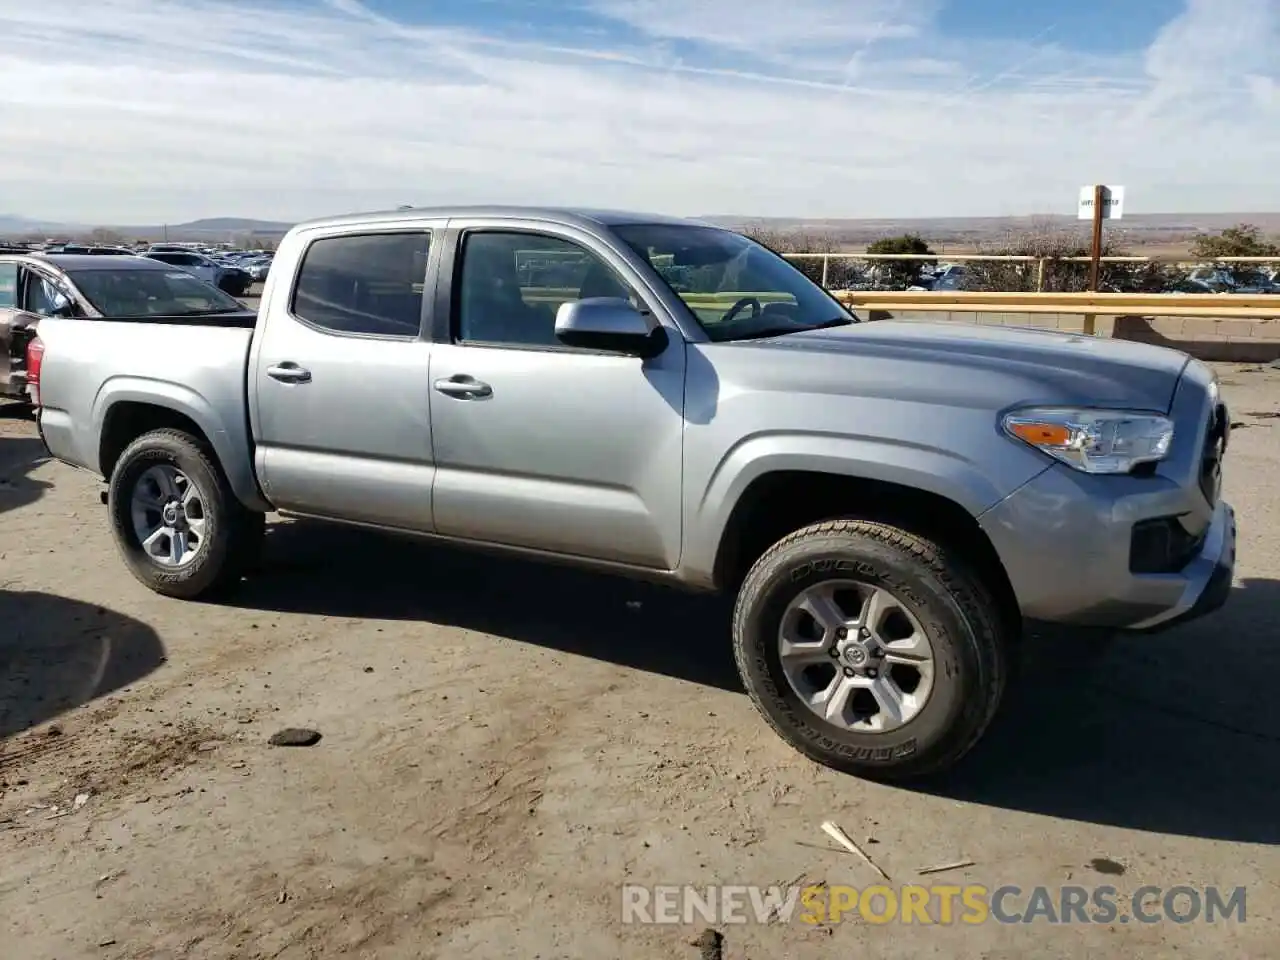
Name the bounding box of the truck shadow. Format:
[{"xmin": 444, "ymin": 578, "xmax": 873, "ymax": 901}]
[
  {"xmin": 229, "ymin": 520, "xmax": 1280, "ymax": 844},
  {"xmin": 234, "ymin": 519, "xmax": 740, "ymax": 691},
  {"xmin": 916, "ymin": 575, "xmax": 1280, "ymax": 845},
  {"xmin": 0, "ymin": 436, "xmax": 51, "ymax": 516},
  {"xmin": 0, "ymin": 590, "xmax": 168, "ymax": 741}
]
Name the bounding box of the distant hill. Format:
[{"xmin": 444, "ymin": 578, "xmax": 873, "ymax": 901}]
[
  {"xmin": 0, "ymin": 215, "xmax": 294, "ymax": 241},
  {"xmin": 167, "ymin": 217, "xmax": 295, "ymax": 233},
  {"xmin": 5, "ymin": 210, "xmax": 1279, "ymax": 251}
]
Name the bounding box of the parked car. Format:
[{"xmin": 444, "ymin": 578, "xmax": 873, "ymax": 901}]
[
  {"xmin": 142, "ymin": 250, "xmax": 252, "ymax": 296},
  {"xmin": 28, "ymin": 206, "xmax": 1236, "ymax": 780},
  {"xmin": 1, "ymin": 253, "xmax": 252, "ymax": 402},
  {"xmin": 242, "ymin": 255, "xmax": 273, "ymax": 282}
]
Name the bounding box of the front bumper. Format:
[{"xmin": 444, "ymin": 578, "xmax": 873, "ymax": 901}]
[
  {"xmin": 979, "ymin": 359, "xmax": 1237, "ymax": 632},
  {"xmin": 1128, "ymin": 500, "xmax": 1235, "ymax": 632}
]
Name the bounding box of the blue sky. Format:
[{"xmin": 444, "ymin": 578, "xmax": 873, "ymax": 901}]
[{"xmin": 0, "ymin": 0, "xmax": 1276, "ymax": 223}]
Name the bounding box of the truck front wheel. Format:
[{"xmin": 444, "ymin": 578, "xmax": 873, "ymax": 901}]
[
  {"xmin": 107, "ymin": 429, "xmax": 263, "ymax": 600},
  {"xmin": 732, "ymin": 519, "xmax": 1009, "ymax": 780}
]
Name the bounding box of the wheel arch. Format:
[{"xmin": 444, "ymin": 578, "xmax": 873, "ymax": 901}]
[{"xmin": 712, "ymin": 469, "xmax": 1021, "ymax": 641}]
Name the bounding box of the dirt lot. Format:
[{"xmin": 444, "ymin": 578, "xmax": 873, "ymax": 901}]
[{"xmin": 3, "ymin": 364, "xmax": 1279, "ymax": 959}]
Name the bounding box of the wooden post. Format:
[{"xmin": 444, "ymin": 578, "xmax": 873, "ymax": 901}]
[{"xmin": 1084, "ymin": 184, "xmax": 1105, "ymax": 335}]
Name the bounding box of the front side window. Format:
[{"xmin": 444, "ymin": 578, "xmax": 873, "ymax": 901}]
[
  {"xmin": 292, "ymin": 232, "xmax": 430, "ymax": 337},
  {"xmin": 67, "ymin": 267, "xmax": 246, "ymax": 316},
  {"xmin": 613, "ymin": 223, "xmax": 854, "ymax": 342},
  {"xmin": 455, "ymin": 231, "xmax": 635, "ymax": 347}
]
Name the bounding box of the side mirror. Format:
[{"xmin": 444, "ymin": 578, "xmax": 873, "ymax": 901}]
[{"xmin": 554, "ymin": 297, "xmax": 667, "ymax": 357}]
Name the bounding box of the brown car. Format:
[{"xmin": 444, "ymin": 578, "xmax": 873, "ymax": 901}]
[{"xmin": 0, "ymin": 255, "xmax": 64, "ymax": 403}]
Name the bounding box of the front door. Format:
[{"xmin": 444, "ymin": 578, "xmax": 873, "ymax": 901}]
[
  {"xmin": 428, "ymin": 224, "xmax": 686, "ymax": 570},
  {"xmin": 250, "ymin": 228, "xmax": 439, "ymax": 531}
]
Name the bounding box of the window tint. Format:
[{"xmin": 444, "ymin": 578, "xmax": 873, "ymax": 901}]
[
  {"xmin": 456, "ymin": 231, "xmax": 633, "ymax": 346},
  {"xmin": 0, "ymin": 262, "xmax": 15, "ymax": 308},
  {"xmin": 293, "ymin": 232, "xmax": 430, "ymax": 337}
]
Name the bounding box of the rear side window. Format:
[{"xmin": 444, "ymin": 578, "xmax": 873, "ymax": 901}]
[
  {"xmin": 292, "ymin": 232, "xmax": 430, "ymax": 337},
  {"xmin": 0, "ymin": 262, "xmax": 15, "ymax": 307}
]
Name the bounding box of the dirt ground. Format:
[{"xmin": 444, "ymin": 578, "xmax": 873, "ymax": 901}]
[{"xmin": 2, "ymin": 363, "xmax": 1279, "ymax": 959}]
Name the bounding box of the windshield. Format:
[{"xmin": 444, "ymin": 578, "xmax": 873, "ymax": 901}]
[
  {"xmin": 68, "ymin": 266, "xmax": 246, "ymax": 317},
  {"xmin": 612, "ymin": 223, "xmax": 855, "ymax": 342}
]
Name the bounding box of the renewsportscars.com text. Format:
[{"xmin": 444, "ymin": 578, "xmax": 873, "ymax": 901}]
[{"xmin": 621, "ymin": 883, "xmax": 1247, "ymax": 926}]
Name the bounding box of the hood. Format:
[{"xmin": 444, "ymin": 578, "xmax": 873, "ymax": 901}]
[{"xmin": 730, "ymin": 319, "xmax": 1190, "ymax": 413}]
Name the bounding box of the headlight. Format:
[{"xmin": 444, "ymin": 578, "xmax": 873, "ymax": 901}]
[{"xmin": 1001, "ymin": 407, "xmax": 1174, "ymax": 474}]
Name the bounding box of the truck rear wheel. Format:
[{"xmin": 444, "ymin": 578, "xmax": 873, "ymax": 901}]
[
  {"xmin": 732, "ymin": 519, "xmax": 1008, "ymax": 780},
  {"xmin": 107, "ymin": 428, "xmax": 262, "ymax": 600}
]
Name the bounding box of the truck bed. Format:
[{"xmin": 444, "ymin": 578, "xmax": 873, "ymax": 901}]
[{"xmin": 35, "ymin": 315, "xmax": 262, "ymax": 509}]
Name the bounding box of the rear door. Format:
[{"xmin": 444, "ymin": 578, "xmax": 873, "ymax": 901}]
[
  {"xmin": 0, "ymin": 261, "xmax": 75, "ymax": 396},
  {"xmin": 249, "ymin": 224, "xmax": 442, "ymax": 530},
  {"xmin": 0, "ymin": 260, "xmax": 20, "ymax": 392}
]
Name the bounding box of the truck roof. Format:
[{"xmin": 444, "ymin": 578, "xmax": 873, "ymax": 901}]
[{"xmin": 292, "ymin": 205, "xmax": 711, "ymax": 232}]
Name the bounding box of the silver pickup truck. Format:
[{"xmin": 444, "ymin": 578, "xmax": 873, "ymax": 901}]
[{"xmin": 30, "ymin": 206, "xmax": 1236, "ymax": 779}]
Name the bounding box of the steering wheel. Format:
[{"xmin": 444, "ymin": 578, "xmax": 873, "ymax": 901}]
[{"xmin": 721, "ymin": 296, "xmax": 762, "ymax": 325}]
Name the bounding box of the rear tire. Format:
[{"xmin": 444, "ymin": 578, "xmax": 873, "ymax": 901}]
[
  {"xmin": 732, "ymin": 519, "xmax": 1008, "ymax": 781},
  {"xmin": 107, "ymin": 429, "xmax": 262, "ymax": 600}
]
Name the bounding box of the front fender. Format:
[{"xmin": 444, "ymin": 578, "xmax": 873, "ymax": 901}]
[
  {"xmin": 682, "ymin": 430, "xmax": 1048, "ymax": 586},
  {"xmin": 91, "ymin": 377, "xmax": 268, "ymax": 511}
]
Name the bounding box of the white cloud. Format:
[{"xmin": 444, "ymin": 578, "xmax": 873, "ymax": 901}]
[{"xmin": 0, "ymin": 0, "xmax": 1276, "ymax": 224}]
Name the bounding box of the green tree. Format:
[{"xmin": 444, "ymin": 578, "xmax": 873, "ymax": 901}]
[
  {"xmin": 865, "ymin": 234, "xmax": 935, "ymax": 289},
  {"xmin": 1190, "ymin": 224, "xmax": 1280, "ymax": 284}
]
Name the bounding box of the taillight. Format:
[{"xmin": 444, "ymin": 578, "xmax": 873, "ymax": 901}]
[{"xmin": 25, "ymin": 335, "xmax": 44, "ymax": 407}]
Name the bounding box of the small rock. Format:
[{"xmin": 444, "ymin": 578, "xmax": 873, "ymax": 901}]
[
  {"xmin": 97, "ymin": 937, "xmax": 117, "ymax": 947},
  {"xmin": 692, "ymin": 928, "xmax": 724, "ymax": 960},
  {"xmin": 196, "ymin": 741, "xmax": 220, "ymax": 753},
  {"xmin": 74, "ymin": 792, "xmax": 91, "ymax": 810},
  {"xmin": 46, "ymin": 726, "xmax": 63, "ymax": 738},
  {"xmin": 1089, "ymin": 857, "xmax": 1126, "ymax": 876},
  {"xmin": 363, "ymin": 666, "xmax": 374, "ymax": 674},
  {"xmin": 277, "ymin": 890, "xmax": 288, "ymax": 904},
  {"xmin": 268, "ymin": 728, "xmax": 322, "ymax": 747}
]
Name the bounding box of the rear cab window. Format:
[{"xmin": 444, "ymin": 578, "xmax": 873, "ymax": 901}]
[{"xmin": 290, "ymin": 232, "xmax": 431, "ymax": 337}]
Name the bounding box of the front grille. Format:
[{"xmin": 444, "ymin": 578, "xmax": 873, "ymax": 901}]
[{"xmin": 1198, "ymin": 401, "xmax": 1227, "ymax": 504}]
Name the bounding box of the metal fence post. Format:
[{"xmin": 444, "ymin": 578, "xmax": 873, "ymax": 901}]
[
  {"xmin": 821, "ymin": 255, "xmax": 829, "ymax": 289},
  {"xmin": 1035, "ymin": 258, "xmax": 1045, "ymax": 293}
]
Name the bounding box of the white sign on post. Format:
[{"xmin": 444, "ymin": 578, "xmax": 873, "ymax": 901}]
[{"xmin": 1078, "ymin": 185, "xmax": 1125, "ymax": 221}]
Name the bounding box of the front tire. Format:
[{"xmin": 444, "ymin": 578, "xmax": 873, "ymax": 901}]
[
  {"xmin": 107, "ymin": 429, "xmax": 262, "ymax": 599},
  {"xmin": 732, "ymin": 519, "xmax": 1008, "ymax": 781}
]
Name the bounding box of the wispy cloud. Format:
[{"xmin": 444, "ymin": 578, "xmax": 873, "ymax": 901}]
[{"xmin": 0, "ymin": 0, "xmax": 1276, "ymax": 223}]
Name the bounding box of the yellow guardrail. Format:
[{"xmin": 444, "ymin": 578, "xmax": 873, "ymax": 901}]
[{"xmin": 833, "ymin": 291, "xmax": 1280, "ymax": 321}]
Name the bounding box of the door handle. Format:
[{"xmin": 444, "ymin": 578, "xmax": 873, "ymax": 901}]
[
  {"xmin": 433, "ymin": 375, "xmax": 492, "ymax": 399},
  {"xmin": 266, "ymin": 362, "xmax": 312, "ymax": 384}
]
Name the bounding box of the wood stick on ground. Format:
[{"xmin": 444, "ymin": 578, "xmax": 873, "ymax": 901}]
[
  {"xmin": 820, "ymin": 820, "xmax": 891, "ymax": 881},
  {"xmin": 917, "ymin": 859, "xmax": 976, "ymax": 876}
]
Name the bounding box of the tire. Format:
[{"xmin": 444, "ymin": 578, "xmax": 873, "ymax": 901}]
[
  {"xmin": 732, "ymin": 519, "xmax": 1008, "ymax": 781},
  {"xmin": 107, "ymin": 428, "xmax": 263, "ymax": 600}
]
